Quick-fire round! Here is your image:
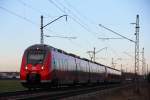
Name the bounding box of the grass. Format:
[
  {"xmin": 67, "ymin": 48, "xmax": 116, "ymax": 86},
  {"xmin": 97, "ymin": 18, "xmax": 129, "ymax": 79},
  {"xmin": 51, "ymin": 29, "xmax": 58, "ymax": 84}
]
[{"xmin": 0, "ymin": 79, "xmax": 26, "ymax": 93}]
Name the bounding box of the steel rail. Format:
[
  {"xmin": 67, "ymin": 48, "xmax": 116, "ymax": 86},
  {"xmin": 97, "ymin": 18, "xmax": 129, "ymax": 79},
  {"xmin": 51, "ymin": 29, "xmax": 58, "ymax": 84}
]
[{"xmin": 0, "ymin": 83, "xmax": 134, "ymax": 100}]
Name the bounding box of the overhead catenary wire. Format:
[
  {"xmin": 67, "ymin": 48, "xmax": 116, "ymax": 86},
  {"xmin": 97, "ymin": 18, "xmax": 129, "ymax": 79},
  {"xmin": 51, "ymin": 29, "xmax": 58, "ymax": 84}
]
[
  {"xmin": 0, "ymin": 6, "xmax": 74, "ymax": 41},
  {"xmin": 17, "ymin": 0, "xmax": 75, "ymax": 37},
  {"xmin": 62, "ymin": 1, "xmax": 97, "ymax": 34},
  {"xmin": 63, "ymin": 0, "xmax": 91, "ymax": 23},
  {"xmin": 98, "ymin": 37, "xmax": 123, "ymax": 40},
  {"xmin": 48, "ymin": 0, "xmax": 101, "ymax": 50},
  {"xmin": 48, "ymin": 0, "xmax": 98, "ymax": 37},
  {"xmin": 123, "ymin": 51, "xmax": 143, "ymax": 63},
  {"xmin": 44, "ymin": 35, "xmax": 77, "ymax": 39},
  {"xmin": 48, "ymin": 0, "xmax": 94, "ymax": 49},
  {"xmin": 17, "ymin": 0, "xmax": 52, "ymax": 18},
  {"xmin": 59, "ymin": 0, "xmax": 112, "ymax": 59},
  {"xmin": 0, "ymin": 6, "xmax": 38, "ymax": 26},
  {"xmin": 48, "ymin": 0, "xmax": 66, "ymax": 13},
  {"xmin": 99, "ymin": 24, "xmax": 135, "ymax": 43},
  {"xmin": 63, "ymin": 0, "xmax": 102, "ymax": 35},
  {"xmin": 15, "ymin": 0, "xmax": 75, "ymax": 39},
  {"xmin": 1, "ymin": 0, "xmax": 112, "ymax": 62}
]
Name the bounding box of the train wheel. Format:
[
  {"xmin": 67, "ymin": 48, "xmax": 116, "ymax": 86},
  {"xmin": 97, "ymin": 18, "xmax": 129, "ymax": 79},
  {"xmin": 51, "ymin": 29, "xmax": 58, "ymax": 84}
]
[{"xmin": 28, "ymin": 87, "xmax": 33, "ymax": 91}]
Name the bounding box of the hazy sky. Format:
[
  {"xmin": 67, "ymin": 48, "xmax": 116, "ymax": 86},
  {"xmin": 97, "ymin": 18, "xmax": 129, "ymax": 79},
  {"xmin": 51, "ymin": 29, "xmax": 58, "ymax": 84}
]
[{"xmin": 0, "ymin": 0, "xmax": 149, "ymax": 73}]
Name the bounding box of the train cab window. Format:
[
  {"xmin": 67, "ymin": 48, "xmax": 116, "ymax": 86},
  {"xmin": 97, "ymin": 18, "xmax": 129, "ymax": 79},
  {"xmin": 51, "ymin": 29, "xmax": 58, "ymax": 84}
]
[{"xmin": 27, "ymin": 49, "xmax": 46, "ymax": 65}]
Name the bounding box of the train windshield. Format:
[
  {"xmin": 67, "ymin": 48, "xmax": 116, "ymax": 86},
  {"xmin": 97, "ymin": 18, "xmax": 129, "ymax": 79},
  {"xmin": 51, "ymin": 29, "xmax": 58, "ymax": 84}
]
[{"xmin": 27, "ymin": 49, "xmax": 46, "ymax": 65}]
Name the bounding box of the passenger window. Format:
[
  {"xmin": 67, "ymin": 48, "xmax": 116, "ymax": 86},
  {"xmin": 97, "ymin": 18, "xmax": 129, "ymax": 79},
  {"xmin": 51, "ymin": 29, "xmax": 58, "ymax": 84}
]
[
  {"xmin": 56, "ymin": 59, "xmax": 59, "ymax": 70},
  {"xmin": 59, "ymin": 59, "xmax": 62, "ymax": 70},
  {"xmin": 66, "ymin": 60, "xmax": 68, "ymax": 71},
  {"xmin": 61, "ymin": 59, "xmax": 64, "ymax": 70},
  {"xmin": 53, "ymin": 59, "xmax": 56, "ymax": 68}
]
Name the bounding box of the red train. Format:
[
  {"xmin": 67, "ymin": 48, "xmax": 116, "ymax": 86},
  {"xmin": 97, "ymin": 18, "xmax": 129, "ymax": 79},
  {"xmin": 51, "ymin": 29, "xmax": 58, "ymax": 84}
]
[{"xmin": 20, "ymin": 44, "xmax": 122, "ymax": 88}]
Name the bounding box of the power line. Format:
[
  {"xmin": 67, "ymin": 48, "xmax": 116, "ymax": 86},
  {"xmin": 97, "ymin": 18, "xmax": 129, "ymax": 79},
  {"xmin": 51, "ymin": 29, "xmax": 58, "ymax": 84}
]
[
  {"xmin": 17, "ymin": 0, "xmax": 76, "ymax": 38},
  {"xmin": 99, "ymin": 24, "xmax": 135, "ymax": 43},
  {"xmin": 60, "ymin": 1, "xmax": 98, "ymax": 36},
  {"xmin": 0, "ymin": 5, "xmax": 66, "ymax": 43},
  {"xmin": 17, "ymin": 0, "xmax": 52, "ymax": 18},
  {"xmin": 44, "ymin": 35, "xmax": 77, "ymax": 39},
  {"xmin": 0, "ymin": 6, "xmax": 59, "ymax": 38},
  {"xmin": 64, "ymin": 0, "xmax": 102, "ymax": 34},
  {"xmin": 98, "ymin": 37, "xmax": 123, "ymax": 40},
  {"xmin": 48, "ymin": 0, "xmax": 98, "ymax": 37},
  {"xmin": 48, "ymin": 0, "xmax": 65, "ymax": 13},
  {"xmin": 0, "ymin": 6, "xmax": 38, "ymax": 26},
  {"xmin": 47, "ymin": 0, "xmax": 93, "ymax": 49},
  {"xmin": 63, "ymin": 0, "xmax": 96, "ymax": 26},
  {"xmin": 123, "ymin": 51, "xmax": 142, "ymax": 62}
]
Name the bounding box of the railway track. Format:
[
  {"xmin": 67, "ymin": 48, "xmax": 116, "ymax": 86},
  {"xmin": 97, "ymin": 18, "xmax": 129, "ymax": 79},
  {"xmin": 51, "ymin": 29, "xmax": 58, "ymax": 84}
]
[{"xmin": 0, "ymin": 83, "xmax": 133, "ymax": 100}]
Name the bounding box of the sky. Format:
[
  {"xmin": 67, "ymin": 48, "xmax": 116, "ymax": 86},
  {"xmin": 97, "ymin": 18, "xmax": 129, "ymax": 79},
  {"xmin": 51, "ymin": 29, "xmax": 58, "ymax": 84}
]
[{"xmin": 0, "ymin": 0, "xmax": 149, "ymax": 74}]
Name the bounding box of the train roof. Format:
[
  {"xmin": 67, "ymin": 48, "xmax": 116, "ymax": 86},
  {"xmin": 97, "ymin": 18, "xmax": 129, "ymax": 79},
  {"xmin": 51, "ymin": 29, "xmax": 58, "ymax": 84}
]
[
  {"xmin": 26, "ymin": 44, "xmax": 121, "ymax": 72},
  {"xmin": 25, "ymin": 44, "xmax": 51, "ymax": 51},
  {"xmin": 106, "ymin": 66, "xmax": 121, "ymax": 72}
]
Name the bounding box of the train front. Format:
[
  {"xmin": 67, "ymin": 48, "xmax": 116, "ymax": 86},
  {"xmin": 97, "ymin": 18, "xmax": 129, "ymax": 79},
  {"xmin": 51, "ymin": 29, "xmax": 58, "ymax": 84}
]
[{"xmin": 20, "ymin": 44, "xmax": 52, "ymax": 88}]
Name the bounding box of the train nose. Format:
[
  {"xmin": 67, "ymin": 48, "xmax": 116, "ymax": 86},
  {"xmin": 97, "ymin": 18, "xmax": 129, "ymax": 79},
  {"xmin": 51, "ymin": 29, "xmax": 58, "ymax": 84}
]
[{"xmin": 27, "ymin": 73, "xmax": 41, "ymax": 83}]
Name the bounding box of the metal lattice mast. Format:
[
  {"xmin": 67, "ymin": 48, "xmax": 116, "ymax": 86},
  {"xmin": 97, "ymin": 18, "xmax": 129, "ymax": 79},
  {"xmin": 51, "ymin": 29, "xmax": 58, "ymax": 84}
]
[
  {"xmin": 87, "ymin": 47, "xmax": 96, "ymax": 62},
  {"xmin": 41, "ymin": 15, "xmax": 44, "ymax": 44},
  {"xmin": 98, "ymin": 14, "xmax": 140, "ymax": 92},
  {"xmin": 147, "ymin": 64, "xmax": 149, "ymax": 75},
  {"xmin": 134, "ymin": 15, "xmax": 140, "ymax": 92},
  {"xmin": 142, "ymin": 48, "xmax": 145, "ymax": 76},
  {"xmin": 112, "ymin": 58, "xmax": 115, "ymax": 68},
  {"xmin": 93, "ymin": 47, "xmax": 96, "ymax": 62},
  {"xmin": 135, "ymin": 15, "xmax": 140, "ymax": 76}
]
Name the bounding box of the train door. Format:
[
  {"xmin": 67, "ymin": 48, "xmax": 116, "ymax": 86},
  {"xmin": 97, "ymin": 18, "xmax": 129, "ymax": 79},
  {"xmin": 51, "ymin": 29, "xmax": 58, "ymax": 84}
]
[
  {"xmin": 74, "ymin": 58, "xmax": 78, "ymax": 84},
  {"xmin": 88, "ymin": 62, "xmax": 91, "ymax": 83},
  {"xmin": 51, "ymin": 51, "xmax": 59, "ymax": 84}
]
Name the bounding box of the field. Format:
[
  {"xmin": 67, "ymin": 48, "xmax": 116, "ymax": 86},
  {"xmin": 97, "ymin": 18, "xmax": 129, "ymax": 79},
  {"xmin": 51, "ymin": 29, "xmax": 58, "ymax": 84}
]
[{"xmin": 0, "ymin": 79, "xmax": 26, "ymax": 93}]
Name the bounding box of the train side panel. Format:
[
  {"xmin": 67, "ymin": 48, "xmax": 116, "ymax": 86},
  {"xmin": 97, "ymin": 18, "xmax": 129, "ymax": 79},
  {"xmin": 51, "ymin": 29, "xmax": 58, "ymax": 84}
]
[
  {"xmin": 51, "ymin": 49, "xmax": 77, "ymax": 85},
  {"xmin": 106, "ymin": 67, "xmax": 122, "ymax": 83}
]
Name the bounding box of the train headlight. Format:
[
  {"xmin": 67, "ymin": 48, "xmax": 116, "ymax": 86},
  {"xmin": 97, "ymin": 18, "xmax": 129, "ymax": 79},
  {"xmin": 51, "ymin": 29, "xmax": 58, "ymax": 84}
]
[
  {"xmin": 41, "ymin": 66, "xmax": 44, "ymax": 70},
  {"xmin": 25, "ymin": 66, "xmax": 28, "ymax": 70}
]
